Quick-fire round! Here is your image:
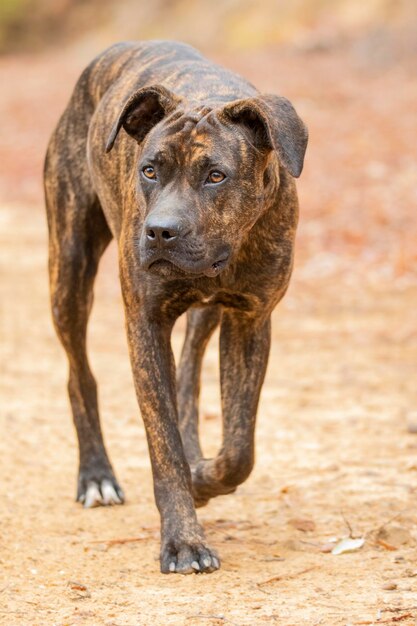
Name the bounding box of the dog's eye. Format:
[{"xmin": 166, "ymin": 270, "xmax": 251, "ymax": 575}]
[
  {"xmin": 142, "ymin": 166, "xmax": 157, "ymax": 180},
  {"xmin": 206, "ymin": 171, "xmax": 226, "ymax": 185}
]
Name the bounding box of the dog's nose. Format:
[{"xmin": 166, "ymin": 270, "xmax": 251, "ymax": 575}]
[{"xmin": 145, "ymin": 217, "xmax": 182, "ymax": 247}]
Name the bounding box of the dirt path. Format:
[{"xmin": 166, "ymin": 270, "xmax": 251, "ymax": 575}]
[{"xmin": 1, "ymin": 38, "xmax": 417, "ymax": 625}]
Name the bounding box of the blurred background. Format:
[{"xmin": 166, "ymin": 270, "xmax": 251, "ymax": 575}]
[
  {"xmin": 1, "ymin": 0, "xmax": 416, "ymax": 282},
  {"xmin": 1, "ymin": 2, "xmax": 417, "ymax": 623},
  {"xmin": 1, "ymin": 0, "xmax": 417, "ymax": 55}
]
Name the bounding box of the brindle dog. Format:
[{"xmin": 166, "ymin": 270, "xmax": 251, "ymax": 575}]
[{"xmin": 44, "ymin": 41, "xmax": 308, "ymax": 574}]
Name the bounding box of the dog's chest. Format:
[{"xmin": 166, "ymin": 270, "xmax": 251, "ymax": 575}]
[{"xmin": 187, "ymin": 289, "xmax": 261, "ymax": 313}]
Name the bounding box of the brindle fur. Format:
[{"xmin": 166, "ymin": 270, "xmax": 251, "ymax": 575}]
[{"xmin": 44, "ymin": 41, "xmax": 308, "ymax": 574}]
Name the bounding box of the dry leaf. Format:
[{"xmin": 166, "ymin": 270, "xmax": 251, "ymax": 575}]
[
  {"xmin": 375, "ymin": 538, "xmax": 397, "ymax": 551},
  {"xmin": 67, "ymin": 581, "xmax": 91, "ymax": 600},
  {"xmin": 331, "ymin": 537, "xmax": 365, "ymax": 555}
]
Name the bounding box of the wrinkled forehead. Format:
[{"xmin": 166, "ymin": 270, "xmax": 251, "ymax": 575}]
[{"xmin": 143, "ymin": 108, "xmax": 250, "ymax": 165}]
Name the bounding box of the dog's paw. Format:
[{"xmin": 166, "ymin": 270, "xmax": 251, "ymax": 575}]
[
  {"xmin": 77, "ymin": 467, "xmax": 125, "ymax": 508},
  {"xmin": 160, "ymin": 540, "xmax": 220, "ymax": 575},
  {"xmin": 193, "ymin": 494, "xmax": 211, "ymax": 508},
  {"xmin": 191, "ymin": 461, "xmax": 237, "ymax": 506}
]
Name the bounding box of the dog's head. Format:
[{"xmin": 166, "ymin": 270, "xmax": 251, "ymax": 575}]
[{"xmin": 106, "ymin": 85, "xmax": 307, "ymax": 279}]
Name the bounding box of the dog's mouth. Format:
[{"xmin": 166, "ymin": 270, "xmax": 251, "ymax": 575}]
[{"xmin": 144, "ymin": 252, "xmax": 230, "ymax": 279}]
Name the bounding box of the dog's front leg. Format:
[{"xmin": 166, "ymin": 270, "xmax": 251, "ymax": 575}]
[
  {"xmin": 122, "ymin": 281, "xmax": 219, "ymax": 574},
  {"xmin": 192, "ymin": 310, "xmax": 271, "ymax": 504}
]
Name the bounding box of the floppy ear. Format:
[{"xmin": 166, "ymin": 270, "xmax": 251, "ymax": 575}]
[
  {"xmin": 105, "ymin": 85, "xmax": 181, "ymax": 153},
  {"xmin": 219, "ymin": 94, "xmax": 308, "ymax": 178}
]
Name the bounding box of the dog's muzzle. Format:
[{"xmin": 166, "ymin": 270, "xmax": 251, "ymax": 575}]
[{"xmin": 140, "ymin": 220, "xmax": 230, "ymax": 277}]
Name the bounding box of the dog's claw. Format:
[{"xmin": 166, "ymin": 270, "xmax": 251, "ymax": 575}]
[
  {"xmin": 79, "ymin": 479, "xmax": 124, "ymax": 508},
  {"xmin": 84, "ymin": 482, "xmax": 103, "ymax": 508},
  {"xmin": 161, "ymin": 543, "xmax": 220, "ymax": 575},
  {"xmin": 101, "ymin": 479, "xmax": 123, "ymax": 505}
]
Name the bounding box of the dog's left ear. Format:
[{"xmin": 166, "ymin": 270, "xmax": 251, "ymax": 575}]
[
  {"xmin": 219, "ymin": 94, "xmax": 308, "ymax": 178},
  {"xmin": 105, "ymin": 85, "xmax": 181, "ymax": 152}
]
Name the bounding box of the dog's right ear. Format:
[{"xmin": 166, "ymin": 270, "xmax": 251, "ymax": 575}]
[{"xmin": 105, "ymin": 85, "xmax": 181, "ymax": 153}]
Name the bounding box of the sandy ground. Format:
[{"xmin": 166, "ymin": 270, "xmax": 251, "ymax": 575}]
[{"xmin": 1, "ymin": 33, "xmax": 417, "ymax": 626}]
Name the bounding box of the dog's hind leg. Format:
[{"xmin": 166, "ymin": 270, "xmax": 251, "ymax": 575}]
[
  {"xmin": 45, "ymin": 126, "xmax": 124, "ymax": 508},
  {"xmin": 177, "ymin": 305, "xmax": 221, "ymax": 467}
]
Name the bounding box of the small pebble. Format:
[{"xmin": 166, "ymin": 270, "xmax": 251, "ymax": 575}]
[
  {"xmin": 381, "ymin": 581, "xmax": 397, "ymax": 591},
  {"xmin": 320, "ymin": 542, "xmax": 336, "ymax": 553},
  {"xmin": 405, "ymin": 410, "xmax": 417, "ymax": 433},
  {"xmin": 404, "ymin": 568, "xmax": 417, "ymax": 577}
]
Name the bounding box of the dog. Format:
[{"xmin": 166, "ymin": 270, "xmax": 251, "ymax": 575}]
[{"xmin": 44, "ymin": 40, "xmax": 308, "ymax": 574}]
